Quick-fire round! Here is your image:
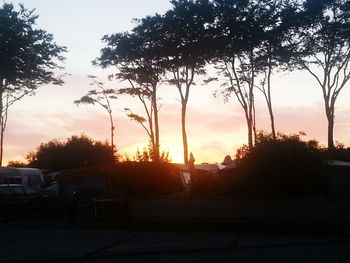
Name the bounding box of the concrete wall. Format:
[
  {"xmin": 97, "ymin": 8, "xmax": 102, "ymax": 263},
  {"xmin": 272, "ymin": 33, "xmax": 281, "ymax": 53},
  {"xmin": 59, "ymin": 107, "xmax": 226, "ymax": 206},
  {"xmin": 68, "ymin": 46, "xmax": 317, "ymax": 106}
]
[{"xmin": 129, "ymin": 197, "xmax": 350, "ymax": 222}]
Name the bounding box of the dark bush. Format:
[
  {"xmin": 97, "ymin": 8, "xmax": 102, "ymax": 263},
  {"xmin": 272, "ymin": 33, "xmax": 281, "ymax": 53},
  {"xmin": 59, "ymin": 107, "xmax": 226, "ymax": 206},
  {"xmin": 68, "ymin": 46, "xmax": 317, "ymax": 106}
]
[
  {"xmin": 27, "ymin": 135, "xmax": 116, "ymax": 170},
  {"xmin": 60, "ymin": 162, "xmax": 183, "ymax": 197},
  {"xmin": 191, "ymin": 133, "xmax": 331, "ymax": 197}
]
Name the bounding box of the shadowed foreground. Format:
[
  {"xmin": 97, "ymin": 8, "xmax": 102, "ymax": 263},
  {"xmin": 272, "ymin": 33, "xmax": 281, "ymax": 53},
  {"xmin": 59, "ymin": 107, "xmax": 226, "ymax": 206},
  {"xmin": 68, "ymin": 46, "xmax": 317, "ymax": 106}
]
[{"xmin": 1, "ymin": 220, "xmax": 350, "ymax": 263}]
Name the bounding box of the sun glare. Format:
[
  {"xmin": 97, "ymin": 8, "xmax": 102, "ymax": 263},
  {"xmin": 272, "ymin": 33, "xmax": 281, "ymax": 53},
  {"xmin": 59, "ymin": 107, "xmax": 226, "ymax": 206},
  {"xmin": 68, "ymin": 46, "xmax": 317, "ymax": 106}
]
[{"xmin": 167, "ymin": 145, "xmax": 184, "ymax": 164}]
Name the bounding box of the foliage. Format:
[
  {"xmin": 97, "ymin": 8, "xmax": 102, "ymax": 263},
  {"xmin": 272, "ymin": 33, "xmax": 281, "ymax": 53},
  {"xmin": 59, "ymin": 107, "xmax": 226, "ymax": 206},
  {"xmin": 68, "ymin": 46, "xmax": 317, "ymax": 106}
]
[
  {"xmin": 211, "ymin": 0, "xmax": 299, "ymax": 146},
  {"xmin": 27, "ymin": 135, "xmax": 116, "ymax": 170},
  {"xmin": 233, "ymin": 133, "xmax": 329, "ymax": 196},
  {"xmin": 7, "ymin": 160, "xmax": 28, "ymax": 167},
  {"xmin": 192, "ymin": 132, "xmax": 330, "ymax": 197},
  {"xmin": 97, "ymin": 0, "xmax": 215, "ymax": 164},
  {"xmin": 134, "ymin": 142, "xmax": 171, "ymax": 163},
  {"xmin": 0, "ymin": 3, "xmax": 66, "ymax": 165},
  {"xmin": 74, "ymin": 76, "xmax": 117, "ymax": 151},
  {"xmin": 325, "ymin": 145, "xmax": 350, "ymax": 162},
  {"xmin": 235, "ymin": 144, "xmax": 251, "ymax": 161},
  {"xmin": 161, "ymin": 0, "xmax": 215, "ymax": 163},
  {"xmin": 97, "ymin": 16, "xmax": 164, "ymax": 161},
  {"xmin": 288, "ymin": 0, "xmax": 350, "ymax": 148},
  {"xmin": 0, "ymin": 3, "xmax": 66, "ymax": 88},
  {"xmin": 102, "ymin": 0, "xmax": 349, "ymax": 154}
]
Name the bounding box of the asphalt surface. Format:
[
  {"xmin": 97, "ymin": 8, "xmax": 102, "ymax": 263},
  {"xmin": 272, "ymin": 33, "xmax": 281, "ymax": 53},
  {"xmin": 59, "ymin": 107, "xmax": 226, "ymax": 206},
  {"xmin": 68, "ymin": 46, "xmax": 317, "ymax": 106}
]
[{"xmin": 1, "ymin": 220, "xmax": 350, "ymax": 263}]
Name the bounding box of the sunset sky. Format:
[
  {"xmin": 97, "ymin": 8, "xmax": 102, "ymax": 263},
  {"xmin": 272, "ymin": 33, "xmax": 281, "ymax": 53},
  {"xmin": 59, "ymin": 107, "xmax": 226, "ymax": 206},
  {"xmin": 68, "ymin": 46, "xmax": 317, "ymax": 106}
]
[{"xmin": 4, "ymin": 0, "xmax": 350, "ymax": 165}]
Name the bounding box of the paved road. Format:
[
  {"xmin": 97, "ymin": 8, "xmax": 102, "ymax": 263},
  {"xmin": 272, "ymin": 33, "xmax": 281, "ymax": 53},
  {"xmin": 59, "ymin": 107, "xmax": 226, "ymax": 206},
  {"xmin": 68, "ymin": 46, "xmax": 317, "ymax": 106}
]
[{"xmin": 1, "ymin": 221, "xmax": 350, "ymax": 263}]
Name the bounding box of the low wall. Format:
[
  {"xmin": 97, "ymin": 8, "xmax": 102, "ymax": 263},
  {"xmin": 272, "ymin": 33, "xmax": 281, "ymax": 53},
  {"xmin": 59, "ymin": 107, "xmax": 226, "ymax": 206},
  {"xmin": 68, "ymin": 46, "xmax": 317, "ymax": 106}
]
[{"xmin": 129, "ymin": 197, "xmax": 350, "ymax": 222}]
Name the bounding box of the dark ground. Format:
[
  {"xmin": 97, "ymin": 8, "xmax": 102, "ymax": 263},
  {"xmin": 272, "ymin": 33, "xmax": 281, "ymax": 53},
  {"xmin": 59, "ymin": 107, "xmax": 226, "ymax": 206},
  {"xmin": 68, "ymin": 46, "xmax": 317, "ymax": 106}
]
[{"xmin": 1, "ymin": 218, "xmax": 350, "ymax": 263}]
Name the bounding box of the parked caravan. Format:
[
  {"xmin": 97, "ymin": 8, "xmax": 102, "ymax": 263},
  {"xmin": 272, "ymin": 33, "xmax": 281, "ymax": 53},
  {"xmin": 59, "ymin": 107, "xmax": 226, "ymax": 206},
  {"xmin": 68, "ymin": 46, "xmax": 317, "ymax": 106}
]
[{"xmin": 0, "ymin": 168, "xmax": 44, "ymax": 191}]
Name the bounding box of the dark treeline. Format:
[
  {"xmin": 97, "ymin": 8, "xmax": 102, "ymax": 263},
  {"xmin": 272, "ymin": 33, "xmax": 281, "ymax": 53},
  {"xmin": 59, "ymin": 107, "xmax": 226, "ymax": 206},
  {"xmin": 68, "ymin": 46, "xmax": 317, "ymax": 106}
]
[
  {"xmin": 9, "ymin": 131, "xmax": 350, "ymax": 197},
  {"xmin": 191, "ymin": 132, "xmax": 350, "ymax": 197},
  {"xmin": 10, "ymin": 135, "xmax": 171, "ymax": 170},
  {"xmin": 25, "ymin": 132, "xmax": 350, "ymax": 197},
  {"xmin": 96, "ymin": 0, "xmax": 350, "ymax": 164}
]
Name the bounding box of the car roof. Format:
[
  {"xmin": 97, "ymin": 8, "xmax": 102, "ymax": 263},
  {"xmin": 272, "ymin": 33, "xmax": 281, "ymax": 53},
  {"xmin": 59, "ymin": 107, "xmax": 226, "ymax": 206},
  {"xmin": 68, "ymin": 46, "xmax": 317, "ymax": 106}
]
[{"xmin": 0, "ymin": 184, "xmax": 26, "ymax": 187}]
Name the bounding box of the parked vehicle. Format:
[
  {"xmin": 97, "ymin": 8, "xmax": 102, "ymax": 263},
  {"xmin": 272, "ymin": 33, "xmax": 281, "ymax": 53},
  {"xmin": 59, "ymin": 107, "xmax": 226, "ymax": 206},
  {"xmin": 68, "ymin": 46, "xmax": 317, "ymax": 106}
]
[
  {"xmin": 0, "ymin": 184, "xmax": 38, "ymax": 200},
  {"xmin": 0, "ymin": 184, "xmax": 47, "ymax": 220},
  {"xmin": 0, "ymin": 168, "xmax": 44, "ymax": 191},
  {"xmin": 41, "ymin": 182, "xmax": 60, "ymax": 198}
]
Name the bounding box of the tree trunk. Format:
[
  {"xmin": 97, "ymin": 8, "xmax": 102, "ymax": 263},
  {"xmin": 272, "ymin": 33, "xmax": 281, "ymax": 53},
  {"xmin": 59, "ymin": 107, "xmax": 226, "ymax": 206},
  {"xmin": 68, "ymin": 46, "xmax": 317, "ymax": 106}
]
[
  {"xmin": 245, "ymin": 110, "xmax": 253, "ymax": 149},
  {"xmin": 152, "ymin": 86, "xmax": 160, "ymax": 162},
  {"xmin": 327, "ymin": 111, "xmax": 335, "ymax": 149},
  {"xmin": 267, "ymin": 56, "xmax": 276, "ymax": 140},
  {"xmin": 108, "ymin": 111, "xmax": 115, "ymax": 153},
  {"xmin": 247, "ymin": 119, "xmax": 253, "ymax": 149},
  {"xmin": 143, "ymin": 96, "xmax": 155, "ymax": 157},
  {"xmin": 252, "ymin": 99, "xmax": 257, "ymax": 145},
  {"xmin": 0, "ymin": 81, "xmax": 3, "ymax": 166},
  {"xmin": 248, "ymin": 53, "xmax": 255, "ymax": 148},
  {"xmin": 181, "ymin": 105, "xmax": 189, "ymax": 164},
  {"xmin": 324, "ymin": 95, "xmax": 335, "ymax": 150},
  {"xmin": 268, "ymin": 103, "xmax": 276, "ymax": 140},
  {"xmin": 0, "ymin": 127, "xmax": 3, "ymax": 167}
]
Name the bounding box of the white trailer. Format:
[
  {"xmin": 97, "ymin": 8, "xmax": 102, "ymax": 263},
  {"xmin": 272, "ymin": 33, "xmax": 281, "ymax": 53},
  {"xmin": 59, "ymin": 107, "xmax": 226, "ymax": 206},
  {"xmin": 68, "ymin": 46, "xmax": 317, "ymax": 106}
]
[{"xmin": 0, "ymin": 167, "xmax": 44, "ymax": 191}]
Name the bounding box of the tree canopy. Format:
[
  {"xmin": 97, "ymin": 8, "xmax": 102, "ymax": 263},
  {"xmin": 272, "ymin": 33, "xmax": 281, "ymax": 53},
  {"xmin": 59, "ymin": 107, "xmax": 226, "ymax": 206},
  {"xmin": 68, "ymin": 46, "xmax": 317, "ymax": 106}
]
[
  {"xmin": 288, "ymin": 0, "xmax": 350, "ymax": 149},
  {"xmin": 97, "ymin": 15, "xmax": 165, "ymax": 161},
  {"xmin": 0, "ymin": 3, "xmax": 65, "ymax": 88},
  {"xmin": 0, "ymin": 3, "xmax": 66, "ymax": 165},
  {"xmin": 97, "ymin": 0, "xmax": 215, "ymax": 164},
  {"xmin": 26, "ymin": 135, "xmax": 116, "ymax": 170}
]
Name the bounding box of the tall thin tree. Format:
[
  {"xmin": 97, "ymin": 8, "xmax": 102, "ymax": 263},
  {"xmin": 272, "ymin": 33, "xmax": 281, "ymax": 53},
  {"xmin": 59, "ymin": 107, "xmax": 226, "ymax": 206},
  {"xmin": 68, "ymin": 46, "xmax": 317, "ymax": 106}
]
[
  {"xmin": 0, "ymin": 3, "xmax": 66, "ymax": 165},
  {"xmin": 212, "ymin": 0, "xmax": 264, "ymax": 149},
  {"xmin": 162, "ymin": 0, "xmax": 214, "ymax": 163},
  {"xmin": 97, "ymin": 17, "xmax": 165, "ymax": 161},
  {"xmin": 74, "ymin": 76, "xmax": 118, "ymax": 152},
  {"xmin": 254, "ymin": 0, "xmax": 298, "ymax": 140},
  {"xmin": 290, "ymin": 0, "xmax": 350, "ymax": 149}
]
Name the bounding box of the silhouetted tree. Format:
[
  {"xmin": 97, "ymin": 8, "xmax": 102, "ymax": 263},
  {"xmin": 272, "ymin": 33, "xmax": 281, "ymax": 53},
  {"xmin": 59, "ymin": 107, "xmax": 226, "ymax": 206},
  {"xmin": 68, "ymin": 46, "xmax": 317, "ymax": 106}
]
[
  {"xmin": 290, "ymin": 0, "xmax": 350, "ymax": 149},
  {"xmin": 162, "ymin": 0, "xmax": 214, "ymax": 163},
  {"xmin": 97, "ymin": 16, "xmax": 164, "ymax": 161},
  {"xmin": 27, "ymin": 135, "xmax": 115, "ymax": 170},
  {"xmin": 253, "ymin": 0, "xmax": 298, "ymax": 140},
  {"xmin": 212, "ymin": 0, "xmax": 264, "ymax": 148},
  {"xmin": 124, "ymin": 106, "xmax": 164, "ymax": 162},
  {"xmin": 74, "ymin": 76, "xmax": 117, "ymax": 152},
  {"xmin": 210, "ymin": 0, "xmax": 298, "ymax": 144},
  {"xmin": 0, "ymin": 3, "xmax": 66, "ymax": 165}
]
